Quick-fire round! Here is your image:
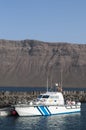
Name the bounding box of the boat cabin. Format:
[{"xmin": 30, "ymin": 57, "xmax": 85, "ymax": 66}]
[{"xmin": 35, "ymin": 92, "xmax": 64, "ymax": 105}]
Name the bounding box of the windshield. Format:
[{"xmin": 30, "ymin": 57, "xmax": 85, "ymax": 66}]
[
  {"xmin": 42, "ymin": 95, "xmax": 49, "ymax": 98},
  {"xmin": 38, "ymin": 95, "xmax": 49, "ymax": 99}
]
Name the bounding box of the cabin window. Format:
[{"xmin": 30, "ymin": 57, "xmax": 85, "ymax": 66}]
[
  {"xmin": 38, "ymin": 95, "xmax": 49, "ymax": 99},
  {"xmin": 42, "ymin": 95, "xmax": 49, "ymax": 98},
  {"xmin": 38, "ymin": 95, "xmax": 42, "ymax": 98}
]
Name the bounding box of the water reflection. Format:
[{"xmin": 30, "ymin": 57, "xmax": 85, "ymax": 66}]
[
  {"xmin": 13, "ymin": 113, "xmax": 80, "ymax": 130},
  {"xmin": 47, "ymin": 114, "xmax": 80, "ymax": 130},
  {"xmin": 14, "ymin": 116, "xmax": 48, "ymax": 130},
  {"xmin": 0, "ymin": 112, "xmax": 81, "ymax": 130},
  {"xmin": 79, "ymin": 103, "xmax": 86, "ymax": 130}
]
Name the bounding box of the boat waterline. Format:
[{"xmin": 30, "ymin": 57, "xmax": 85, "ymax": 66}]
[{"xmin": 15, "ymin": 104, "xmax": 81, "ymax": 116}]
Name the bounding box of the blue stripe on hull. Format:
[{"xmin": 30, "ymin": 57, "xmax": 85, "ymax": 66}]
[
  {"xmin": 48, "ymin": 110, "xmax": 80, "ymax": 116},
  {"xmin": 54, "ymin": 111, "xmax": 80, "ymax": 115},
  {"xmin": 37, "ymin": 106, "xmax": 43, "ymax": 115},
  {"xmin": 39, "ymin": 106, "xmax": 49, "ymax": 115},
  {"xmin": 37, "ymin": 106, "xmax": 51, "ymax": 116},
  {"xmin": 37, "ymin": 106, "xmax": 80, "ymax": 116},
  {"xmin": 45, "ymin": 106, "xmax": 51, "ymax": 115}
]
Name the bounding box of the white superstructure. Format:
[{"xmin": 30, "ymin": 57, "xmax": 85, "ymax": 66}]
[{"xmin": 14, "ymin": 91, "xmax": 81, "ymax": 116}]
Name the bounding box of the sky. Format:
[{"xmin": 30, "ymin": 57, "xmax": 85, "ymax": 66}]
[{"xmin": 0, "ymin": 0, "xmax": 86, "ymax": 44}]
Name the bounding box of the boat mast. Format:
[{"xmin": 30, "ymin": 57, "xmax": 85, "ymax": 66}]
[
  {"xmin": 47, "ymin": 76, "xmax": 49, "ymax": 92},
  {"xmin": 61, "ymin": 69, "xmax": 63, "ymax": 88}
]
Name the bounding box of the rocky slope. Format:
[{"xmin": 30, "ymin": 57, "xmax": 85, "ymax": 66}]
[{"xmin": 0, "ymin": 39, "xmax": 86, "ymax": 88}]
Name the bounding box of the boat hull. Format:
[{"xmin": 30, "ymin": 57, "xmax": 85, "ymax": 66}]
[
  {"xmin": 15, "ymin": 105, "xmax": 81, "ymax": 116},
  {"xmin": 0, "ymin": 108, "xmax": 12, "ymax": 116}
]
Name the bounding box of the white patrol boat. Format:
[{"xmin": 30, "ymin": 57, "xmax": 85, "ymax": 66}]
[{"xmin": 14, "ymin": 91, "xmax": 81, "ymax": 116}]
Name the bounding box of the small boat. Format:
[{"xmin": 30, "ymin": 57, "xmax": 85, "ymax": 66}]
[
  {"xmin": 0, "ymin": 107, "xmax": 12, "ymax": 116},
  {"xmin": 14, "ymin": 90, "xmax": 81, "ymax": 116}
]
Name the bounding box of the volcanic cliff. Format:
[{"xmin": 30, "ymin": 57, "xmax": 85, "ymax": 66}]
[{"xmin": 0, "ymin": 39, "xmax": 86, "ymax": 88}]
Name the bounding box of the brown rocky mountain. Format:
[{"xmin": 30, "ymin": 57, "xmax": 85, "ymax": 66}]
[{"xmin": 0, "ymin": 39, "xmax": 86, "ymax": 88}]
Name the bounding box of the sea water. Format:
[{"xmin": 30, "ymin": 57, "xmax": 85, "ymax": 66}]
[
  {"xmin": 0, "ymin": 103, "xmax": 86, "ymax": 130},
  {"xmin": 0, "ymin": 86, "xmax": 86, "ymax": 92}
]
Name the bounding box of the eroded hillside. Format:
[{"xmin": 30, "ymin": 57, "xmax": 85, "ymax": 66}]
[{"xmin": 0, "ymin": 39, "xmax": 86, "ymax": 87}]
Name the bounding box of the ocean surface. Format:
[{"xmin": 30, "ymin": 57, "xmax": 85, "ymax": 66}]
[{"xmin": 0, "ymin": 103, "xmax": 85, "ymax": 130}]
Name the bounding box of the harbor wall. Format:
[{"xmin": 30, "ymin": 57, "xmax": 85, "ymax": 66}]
[{"xmin": 0, "ymin": 90, "xmax": 86, "ymax": 107}]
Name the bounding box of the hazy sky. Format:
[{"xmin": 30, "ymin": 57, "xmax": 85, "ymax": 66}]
[{"xmin": 0, "ymin": 0, "xmax": 86, "ymax": 43}]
